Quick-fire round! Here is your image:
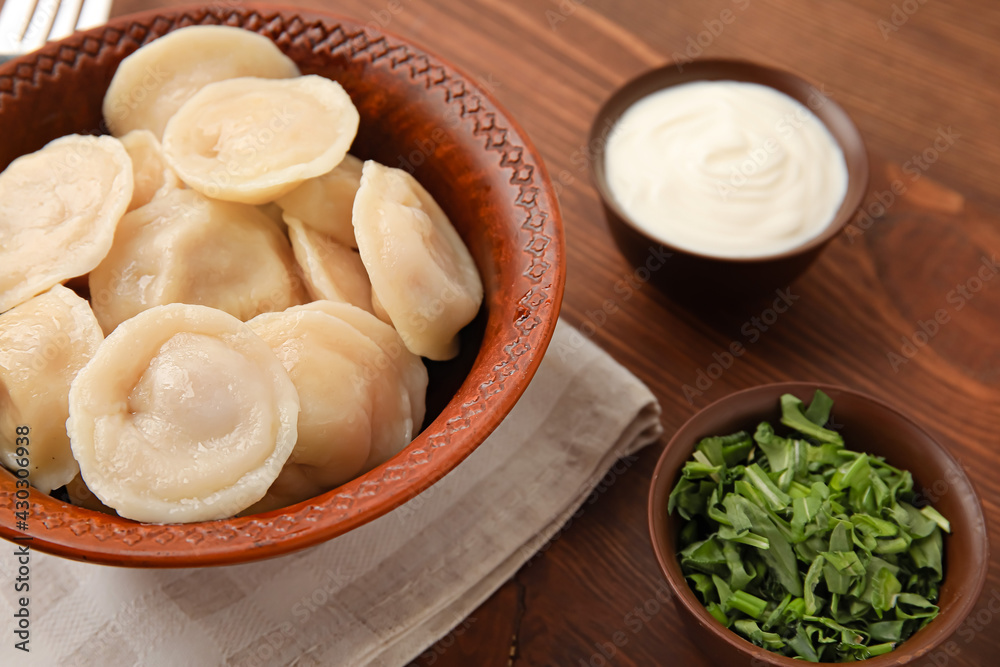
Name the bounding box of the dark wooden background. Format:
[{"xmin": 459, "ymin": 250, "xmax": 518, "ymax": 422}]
[{"xmin": 101, "ymin": 0, "xmax": 1000, "ymax": 664}]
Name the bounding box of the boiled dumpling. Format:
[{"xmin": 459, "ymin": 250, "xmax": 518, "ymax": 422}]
[
  {"xmin": 119, "ymin": 129, "xmax": 181, "ymax": 211},
  {"xmin": 0, "ymin": 286, "xmax": 103, "ymax": 493},
  {"xmin": 103, "ymin": 25, "xmax": 300, "ymax": 139},
  {"xmin": 67, "ymin": 304, "xmax": 299, "ymax": 523},
  {"xmin": 247, "ymin": 307, "xmax": 414, "ymax": 510},
  {"xmin": 275, "ymin": 153, "xmax": 363, "ymax": 247},
  {"xmin": 249, "ymin": 311, "xmax": 381, "ymax": 486},
  {"xmin": 162, "ymin": 75, "xmax": 360, "ymax": 204},
  {"xmin": 89, "ymin": 187, "xmax": 308, "ymax": 334},
  {"xmin": 0, "ymin": 135, "xmax": 133, "ymax": 313},
  {"xmin": 352, "ymin": 161, "xmax": 484, "ymax": 360},
  {"xmin": 286, "ymin": 216, "xmax": 373, "ymax": 313},
  {"xmin": 291, "ymin": 301, "xmax": 427, "ymax": 433}
]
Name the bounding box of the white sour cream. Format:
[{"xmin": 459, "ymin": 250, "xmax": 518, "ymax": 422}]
[{"xmin": 604, "ymin": 81, "xmax": 848, "ymax": 258}]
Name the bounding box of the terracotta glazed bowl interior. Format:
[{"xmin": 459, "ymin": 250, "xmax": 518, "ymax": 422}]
[
  {"xmin": 589, "ymin": 60, "xmax": 870, "ymax": 303},
  {"xmin": 648, "ymin": 383, "xmax": 988, "ymax": 666},
  {"xmin": 0, "ymin": 4, "xmax": 564, "ymax": 566}
]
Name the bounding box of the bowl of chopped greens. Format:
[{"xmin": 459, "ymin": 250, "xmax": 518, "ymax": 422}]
[{"xmin": 648, "ymin": 383, "xmax": 988, "ymax": 665}]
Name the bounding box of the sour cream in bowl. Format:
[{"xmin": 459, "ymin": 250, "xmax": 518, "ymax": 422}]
[{"xmin": 589, "ymin": 60, "xmax": 869, "ymax": 300}]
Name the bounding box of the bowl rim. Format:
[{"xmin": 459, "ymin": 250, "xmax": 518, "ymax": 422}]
[
  {"xmin": 0, "ymin": 2, "xmax": 566, "ymax": 566},
  {"xmin": 647, "ymin": 381, "xmax": 989, "ymax": 665},
  {"xmin": 588, "ymin": 58, "xmax": 871, "ymax": 264}
]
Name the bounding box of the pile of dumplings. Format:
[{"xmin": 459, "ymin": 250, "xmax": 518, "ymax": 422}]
[{"xmin": 0, "ymin": 26, "xmax": 484, "ymax": 524}]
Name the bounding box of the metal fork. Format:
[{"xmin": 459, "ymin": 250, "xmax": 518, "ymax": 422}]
[{"xmin": 0, "ymin": 0, "xmax": 112, "ymax": 62}]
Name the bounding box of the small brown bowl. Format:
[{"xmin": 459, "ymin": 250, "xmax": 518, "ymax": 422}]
[
  {"xmin": 0, "ymin": 4, "xmax": 564, "ymax": 566},
  {"xmin": 590, "ymin": 60, "xmax": 869, "ymax": 302},
  {"xmin": 648, "ymin": 382, "xmax": 988, "ymax": 666}
]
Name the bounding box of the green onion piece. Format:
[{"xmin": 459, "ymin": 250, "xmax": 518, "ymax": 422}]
[
  {"xmin": 787, "ymin": 625, "xmax": 820, "ymax": 662},
  {"xmin": 804, "ymin": 389, "xmax": 834, "ymax": 426},
  {"xmin": 728, "ymin": 590, "xmax": 768, "ymax": 619},
  {"xmin": 780, "ymin": 393, "xmax": 844, "ymax": 445},
  {"xmin": 865, "ymin": 642, "xmax": 897, "ymax": 657},
  {"xmin": 920, "ymin": 505, "xmax": 952, "ymax": 533},
  {"xmin": 706, "ymin": 601, "xmax": 729, "ymax": 626},
  {"xmin": 910, "ymin": 529, "xmax": 944, "ymax": 577},
  {"xmin": 869, "ymin": 620, "xmax": 905, "ymax": 642},
  {"xmin": 745, "ymin": 463, "xmax": 791, "ymax": 511}
]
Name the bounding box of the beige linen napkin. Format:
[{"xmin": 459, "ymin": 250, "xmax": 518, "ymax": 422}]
[{"xmin": 0, "ymin": 320, "xmax": 662, "ymax": 667}]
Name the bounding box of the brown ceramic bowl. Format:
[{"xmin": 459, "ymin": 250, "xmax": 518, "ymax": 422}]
[
  {"xmin": 0, "ymin": 4, "xmax": 564, "ymax": 566},
  {"xmin": 590, "ymin": 60, "xmax": 869, "ymax": 302},
  {"xmin": 648, "ymin": 383, "xmax": 988, "ymax": 665}
]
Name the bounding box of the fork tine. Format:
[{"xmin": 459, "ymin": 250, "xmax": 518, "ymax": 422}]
[
  {"xmin": 49, "ymin": 0, "xmax": 82, "ymax": 41},
  {"xmin": 0, "ymin": 0, "xmax": 36, "ymax": 53},
  {"xmin": 76, "ymin": 0, "xmax": 111, "ymax": 30},
  {"xmin": 19, "ymin": 0, "xmax": 60, "ymax": 53}
]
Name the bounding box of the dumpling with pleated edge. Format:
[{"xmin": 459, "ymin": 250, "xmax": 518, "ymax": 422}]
[
  {"xmin": 89, "ymin": 187, "xmax": 308, "ymax": 335},
  {"xmin": 246, "ymin": 306, "xmax": 417, "ymax": 512},
  {"xmin": 102, "ymin": 25, "xmax": 301, "ymax": 140},
  {"xmin": 0, "ymin": 135, "xmax": 133, "ymax": 314},
  {"xmin": 67, "ymin": 304, "xmax": 300, "ymax": 523},
  {"xmin": 119, "ymin": 129, "xmax": 183, "ymax": 212},
  {"xmin": 290, "ymin": 300, "xmax": 427, "ymax": 433},
  {"xmin": 0, "ymin": 286, "xmax": 103, "ymax": 493},
  {"xmin": 162, "ymin": 75, "xmax": 360, "ymax": 204},
  {"xmin": 275, "ymin": 153, "xmax": 363, "ymax": 248},
  {"xmin": 286, "ymin": 215, "xmax": 373, "ymax": 314},
  {"xmin": 352, "ymin": 160, "xmax": 484, "ymax": 360}
]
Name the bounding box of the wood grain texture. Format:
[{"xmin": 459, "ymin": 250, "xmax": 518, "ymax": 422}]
[{"xmin": 100, "ymin": 0, "xmax": 997, "ymax": 664}]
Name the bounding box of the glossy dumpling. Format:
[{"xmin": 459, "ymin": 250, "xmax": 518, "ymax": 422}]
[
  {"xmin": 275, "ymin": 153, "xmax": 362, "ymax": 247},
  {"xmin": 0, "ymin": 135, "xmax": 133, "ymax": 313},
  {"xmin": 291, "ymin": 300, "xmax": 427, "ymax": 433},
  {"xmin": 102, "ymin": 25, "xmax": 300, "ymax": 139},
  {"xmin": 352, "ymin": 161, "xmax": 484, "ymax": 360},
  {"xmin": 286, "ymin": 216, "xmax": 373, "ymax": 313},
  {"xmin": 0, "ymin": 286, "xmax": 103, "ymax": 493},
  {"xmin": 162, "ymin": 75, "xmax": 360, "ymax": 204},
  {"xmin": 119, "ymin": 129, "xmax": 181, "ymax": 211},
  {"xmin": 67, "ymin": 304, "xmax": 299, "ymax": 523},
  {"xmin": 247, "ymin": 308, "xmax": 413, "ymax": 510},
  {"xmin": 89, "ymin": 187, "xmax": 308, "ymax": 334}
]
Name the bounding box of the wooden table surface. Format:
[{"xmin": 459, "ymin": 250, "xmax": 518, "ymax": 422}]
[{"xmin": 105, "ymin": 0, "xmax": 998, "ymax": 665}]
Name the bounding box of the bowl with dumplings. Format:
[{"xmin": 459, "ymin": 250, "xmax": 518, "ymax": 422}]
[{"xmin": 0, "ymin": 5, "xmax": 564, "ymax": 565}]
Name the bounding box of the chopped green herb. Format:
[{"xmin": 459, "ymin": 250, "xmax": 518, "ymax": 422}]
[{"xmin": 668, "ymin": 390, "xmax": 948, "ymax": 662}]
